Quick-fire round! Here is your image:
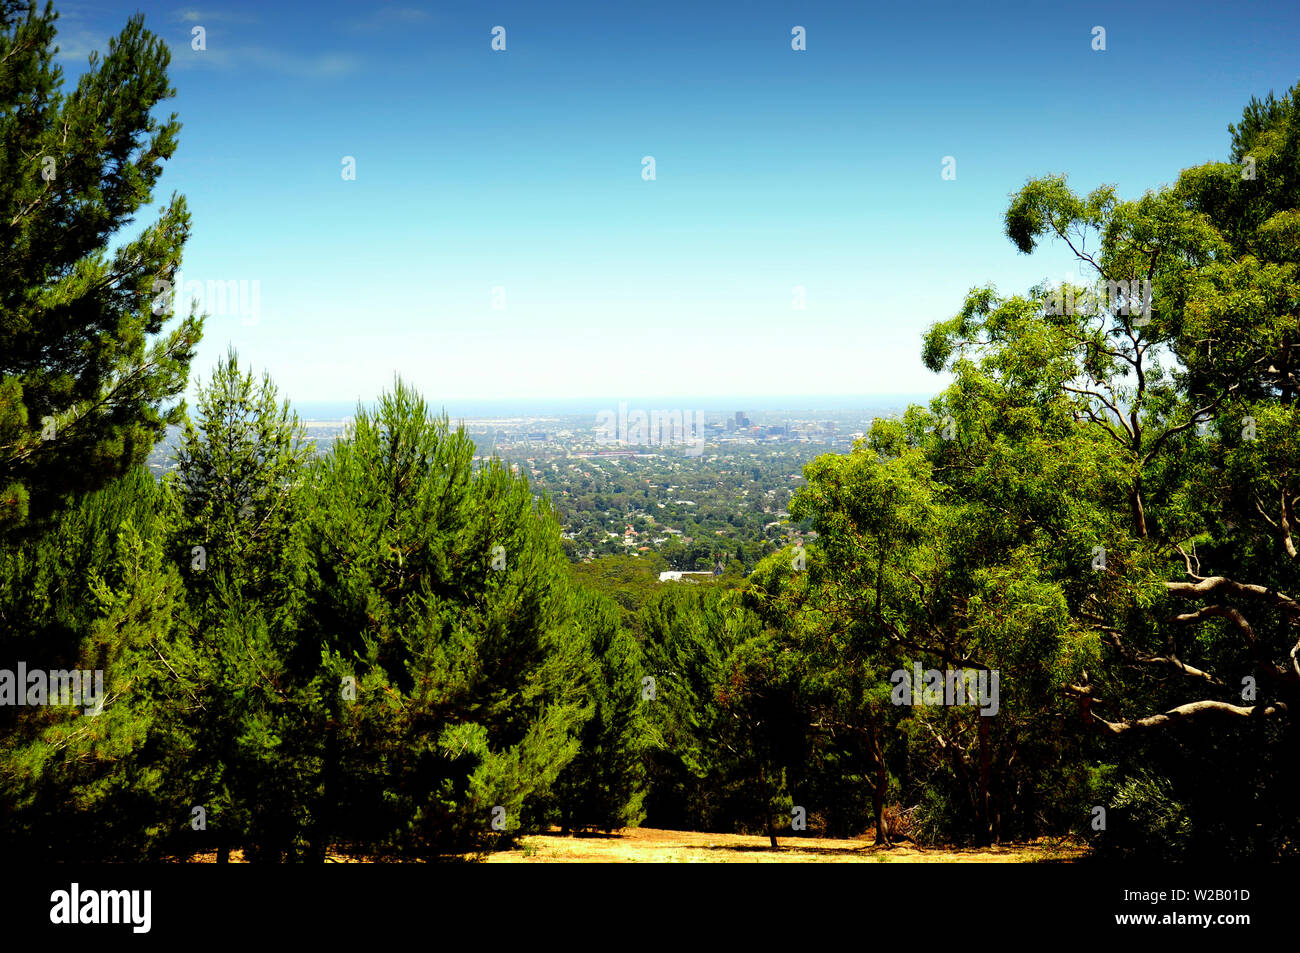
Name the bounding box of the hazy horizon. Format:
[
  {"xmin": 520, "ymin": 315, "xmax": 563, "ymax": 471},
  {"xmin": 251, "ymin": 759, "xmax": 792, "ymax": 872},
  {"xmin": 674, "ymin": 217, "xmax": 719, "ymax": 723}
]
[{"xmin": 288, "ymin": 392, "xmax": 937, "ymax": 420}]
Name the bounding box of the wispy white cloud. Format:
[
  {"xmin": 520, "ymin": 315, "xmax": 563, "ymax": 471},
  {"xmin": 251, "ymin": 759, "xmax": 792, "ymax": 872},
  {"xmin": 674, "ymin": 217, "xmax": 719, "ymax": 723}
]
[
  {"xmin": 52, "ymin": 28, "xmax": 104, "ymax": 64},
  {"xmin": 52, "ymin": 8, "xmax": 258, "ymax": 66},
  {"xmin": 378, "ymin": 7, "xmax": 432, "ymax": 22},
  {"xmin": 50, "ymin": 9, "xmax": 355, "ymax": 79},
  {"xmin": 172, "ymin": 44, "xmax": 361, "ymax": 79},
  {"xmin": 48, "ymin": 2, "xmax": 100, "ymax": 23},
  {"xmin": 174, "ymin": 9, "xmax": 259, "ymax": 26},
  {"xmin": 341, "ymin": 6, "xmax": 436, "ymax": 33}
]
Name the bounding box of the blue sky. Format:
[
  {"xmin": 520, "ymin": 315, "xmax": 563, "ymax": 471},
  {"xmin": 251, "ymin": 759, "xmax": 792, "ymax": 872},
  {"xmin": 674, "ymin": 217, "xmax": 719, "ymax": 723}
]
[{"xmin": 54, "ymin": 0, "xmax": 1300, "ymax": 406}]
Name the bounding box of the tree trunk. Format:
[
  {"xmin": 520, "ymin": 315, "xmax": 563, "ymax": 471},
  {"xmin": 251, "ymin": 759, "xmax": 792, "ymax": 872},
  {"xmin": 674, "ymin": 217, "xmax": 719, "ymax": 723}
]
[
  {"xmin": 869, "ymin": 726, "xmax": 891, "ymax": 847},
  {"xmin": 308, "ymin": 722, "xmax": 338, "ymax": 862},
  {"xmin": 872, "ymin": 775, "xmax": 890, "ymax": 847},
  {"xmin": 760, "ymin": 764, "xmax": 778, "ymax": 849},
  {"xmin": 975, "ymin": 715, "xmax": 993, "ymax": 847},
  {"xmin": 1130, "ymin": 482, "xmax": 1148, "ymax": 539}
]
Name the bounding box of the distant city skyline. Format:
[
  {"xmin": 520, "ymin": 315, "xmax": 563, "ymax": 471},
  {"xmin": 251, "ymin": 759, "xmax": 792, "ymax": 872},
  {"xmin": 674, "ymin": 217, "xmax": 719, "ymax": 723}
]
[{"xmin": 63, "ymin": 1, "xmax": 1300, "ymax": 402}]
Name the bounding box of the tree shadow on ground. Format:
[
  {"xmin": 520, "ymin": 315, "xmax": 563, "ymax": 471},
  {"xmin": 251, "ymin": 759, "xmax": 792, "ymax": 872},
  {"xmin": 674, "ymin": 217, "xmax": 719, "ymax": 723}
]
[
  {"xmin": 687, "ymin": 841, "xmax": 882, "ymax": 858},
  {"xmin": 550, "ymin": 829, "xmax": 623, "ymax": 839}
]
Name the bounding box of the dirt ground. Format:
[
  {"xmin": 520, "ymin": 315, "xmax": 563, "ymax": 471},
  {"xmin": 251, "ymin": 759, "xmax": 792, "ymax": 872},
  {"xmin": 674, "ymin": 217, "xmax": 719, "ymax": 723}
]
[
  {"xmin": 484, "ymin": 827, "xmax": 1086, "ymax": 863},
  {"xmin": 181, "ymin": 827, "xmax": 1087, "ymax": 863}
]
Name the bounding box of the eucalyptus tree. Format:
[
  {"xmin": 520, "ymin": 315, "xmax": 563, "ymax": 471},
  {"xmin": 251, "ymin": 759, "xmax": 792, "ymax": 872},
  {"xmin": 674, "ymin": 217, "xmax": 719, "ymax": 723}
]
[{"xmin": 915, "ymin": 83, "xmax": 1300, "ymax": 855}]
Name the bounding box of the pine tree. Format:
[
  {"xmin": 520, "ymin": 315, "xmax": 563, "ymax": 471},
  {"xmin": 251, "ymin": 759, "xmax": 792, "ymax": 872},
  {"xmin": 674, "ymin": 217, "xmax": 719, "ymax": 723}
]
[
  {"xmin": 176, "ymin": 349, "xmax": 313, "ymax": 632},
  {"xmin": 546, "ymin": 587, "xmax": 651, "ymax": 833},
  {"xmin": 172, "ymin": 351, "xmax": 320, "ymax": 862},
  {"xmin": 0, "ymin": 468, "xmax": 194, "ymax": 859},
  {"xmin": 639, "ymin": 585, "xmax": 793, "ymax": 837},
  {"xmin": 0, "ymin": 3, "xmax": 201, "ymax": 538},
  {"xmin": 304, "ymin": 380, "xmax": 589, "ymax": 856}
]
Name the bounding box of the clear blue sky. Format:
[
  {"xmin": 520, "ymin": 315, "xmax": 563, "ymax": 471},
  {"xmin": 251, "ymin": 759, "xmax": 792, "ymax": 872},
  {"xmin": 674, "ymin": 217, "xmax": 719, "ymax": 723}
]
[{"xmin": 55, "ymin": 0, "xmax": 1300, "ymax": 406}]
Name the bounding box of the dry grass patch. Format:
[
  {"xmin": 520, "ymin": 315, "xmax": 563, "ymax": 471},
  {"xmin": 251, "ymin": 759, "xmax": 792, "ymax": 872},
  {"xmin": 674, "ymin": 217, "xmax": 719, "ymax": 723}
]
[{"xmin": 485, "ymin": 827, "xmax": 1087, "ymax": 863}]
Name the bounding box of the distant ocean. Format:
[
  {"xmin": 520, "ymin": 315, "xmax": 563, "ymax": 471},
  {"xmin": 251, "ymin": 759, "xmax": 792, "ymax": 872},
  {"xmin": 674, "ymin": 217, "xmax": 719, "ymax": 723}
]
[{"xmin": 292, "ymin": 394, "xmax": 938, "ymax": 421}]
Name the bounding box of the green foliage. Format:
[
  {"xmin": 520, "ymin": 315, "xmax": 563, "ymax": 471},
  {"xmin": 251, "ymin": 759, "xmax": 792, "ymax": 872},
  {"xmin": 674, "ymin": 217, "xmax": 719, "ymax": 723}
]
[
  {"xmin": 1094, "ymin": 771, "xmax": 1194, "ymax": 862},
  {"xmin": 303, "ymin": 380, "xmax": 589, "ymax": 855},
  {"xmin": 0, "ymin": 469, "xmax": 191, "ymax": 859},
  {"xmin": 176, "ymin": 348, "xmax": 314, "ymax": 631},
  {"xmin": 544, "ymin": 587, "xmax": 651, "ymax": 832},
  {"xmin": 639, "ymin": 583, "xmax": 804, "ymax": 840},
  {"xmin": 171, "ymin": 350, "xmax": 321, "ymax": 861},
  {"xmin": 909, "ymin": 79, "xmax": 1300, "ymax": 855},
  {"xmin": 567, "ymin": 553, "xmax": 668, "ymax": 632},
  {"xmin": 0, "ymin": 2, "xmax": 201, "ymax": 537}
]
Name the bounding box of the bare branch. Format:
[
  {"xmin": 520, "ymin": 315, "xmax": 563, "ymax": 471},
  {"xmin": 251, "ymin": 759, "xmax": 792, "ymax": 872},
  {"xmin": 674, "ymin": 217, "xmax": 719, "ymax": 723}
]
[
  {"xmin": 1086, "ymin": 699, "xmax": 1288, "ymax": 736},
  {"xmin": 1140, "ymin": 403, "xmax": 1219, "ymax": 467},
  {"xmin": 1281, "ymin": 486, "xmax": 1297, "ymax": 560},
  {"xmin": 1166, "ymin": 576, "xmax": 1300, "ymax": 619},
  {"xmin": 1102, "ymin": 627, "xmax": 1223, "ymax": 686},
  {"xmin": 1173, "ymin": 543, "xmax": 1205, "ymax": 581}
]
